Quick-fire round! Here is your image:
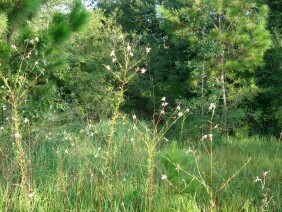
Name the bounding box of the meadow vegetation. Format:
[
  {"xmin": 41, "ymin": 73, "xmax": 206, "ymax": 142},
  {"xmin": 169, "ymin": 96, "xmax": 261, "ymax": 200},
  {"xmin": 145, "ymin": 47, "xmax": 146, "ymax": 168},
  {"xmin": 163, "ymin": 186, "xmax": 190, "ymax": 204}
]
[
  {"xmin": 0, "ymin": 113, "xmax": 281, "ymax": 211},
  {"xmin": 0, "ymin": 0, "xmax": 281, "ymax": 211}
]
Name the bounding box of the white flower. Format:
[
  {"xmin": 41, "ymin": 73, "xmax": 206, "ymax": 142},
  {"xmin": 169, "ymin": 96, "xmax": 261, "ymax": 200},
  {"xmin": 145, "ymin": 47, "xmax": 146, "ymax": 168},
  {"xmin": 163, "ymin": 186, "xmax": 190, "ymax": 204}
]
[
  {"xmin": 28, "ymin": 192, "xmax": 34, "ymax": 199},
  {"xmin": 255, "ymin": 176, "xmax": 261, "ymax": 182},
  {"xmin": 133, "ymin": 114, "xmax": 137, "ymax": 120},
  {"xmin": 201, "ymin": 134, "xmax": 208, "ymax": 141},
  {"xmin": 178, "ymin": 112, "xmax": 183, "ymax": 117},
  {"xmin": 140, "ymin": 68, "xmax": 146, "ymax": 74},
  {"xmin": 15, "ymin": 132, "xmax": 20, "ymax": 138},
  {"xmin": 110, "ymin": 50, "xmax": 115, "ymax": 57},
  {"xmin": 11, "ymin": 44, "xmax": 16, "ymax": 49},
  {"xmin": 186, "ymin": 108, "xmax": 190, "ymax": 113},
  {"xmin": 112, "ymin": 58, "xmax": 116, "ymax": 62},
  {"xmin": 161, "ymin": 174, "xmax": 167, "ymax": 180},
  {"xmin": 186, "ymin": 147, "xmax": 193, "ymax": 153},
  {"xmin": 23, "ymin": 118, "xmax": 29, "ymax": 123},
  {"xmin": 98, "ymin": 147, "xmax": 101, "ymax": 151},
  {"xmin": 161, "ymin": 96, "xmax": 166, "ymax": 102},
  {"xmin": 176, "ymin": 105, "xmax": 181, "ymax": 110},
  {"xmin": 160, "ymin": 109, "xmax": 165, "ymax": 115},
  {"xmin": 129, "ymin": 51, "xmax": 134, "ymax": 57},
  {"xmin": 94, "ymin": 153, "xmax": 99, "ymax": 158},
  {"xmin": 146, "ymin": 47, "xmax": 151, "ymax": 53},
  {"xmin": 161, "ymin": 102, "xmax": 168, "ymax": 107},
  {"xmin": 127, "ymin": 45, "xmax": 132, "ymax": 51},
  {"xmin": 65, "ymin": 149, "xmax": 69, "ymax": 154},
  {"xmin": 35, "ymin": 37, "xmax": 39, "ymax": 42},
  {"xmin": 105, "ymin": 65, "xmax": 111, "ymax": 70},
  {"xmin": 209, "ymin": 103, "xmax": 216, "ymax": 110}
]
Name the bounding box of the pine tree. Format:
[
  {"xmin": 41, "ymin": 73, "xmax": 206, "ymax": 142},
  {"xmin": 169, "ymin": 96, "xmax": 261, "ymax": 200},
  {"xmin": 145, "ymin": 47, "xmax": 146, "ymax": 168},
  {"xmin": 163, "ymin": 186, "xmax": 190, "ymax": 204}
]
[
  {"xmin": 159, "ymin": 0, "xmax": 271, "ymax": 133},
  {"xmin": 254, "ymin": 0, "xmax": 282, "ymax": 134},
  {"xmin": 0, "ymin": 0, "xmax": 88, "ymax": 115}
]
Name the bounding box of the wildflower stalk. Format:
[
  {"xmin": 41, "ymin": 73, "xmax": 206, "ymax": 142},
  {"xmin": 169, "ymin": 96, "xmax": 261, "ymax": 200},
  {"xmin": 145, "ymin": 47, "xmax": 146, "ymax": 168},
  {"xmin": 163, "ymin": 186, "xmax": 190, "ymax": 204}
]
[
  {"xmin": 12, "ymin": 100, "xmax": 28, "ymax": 194},
  {"xmin": 146, "ymin": 142, "xmax": 155, "ymax": 212},
  {"xmin": 209, "ymin": 104, "xmax": 215, "ymax": 209},
  {"xmin": 132, "ymin": 101, "xmax": 189, "ymax": 211},
  {"xmin": 162, "ymin": 103, "xmax": 251, "ymax": 211},
  {"xmin": 99, "ymin": 35, "xmax": 150, "ymax": 211},
  {"xmin": 0, "ymin": 41, "xmax": 41, "ymax": 209},
  {"xmin": 0, "ymin": 78, "xmax": 30, "ymax": 203}
]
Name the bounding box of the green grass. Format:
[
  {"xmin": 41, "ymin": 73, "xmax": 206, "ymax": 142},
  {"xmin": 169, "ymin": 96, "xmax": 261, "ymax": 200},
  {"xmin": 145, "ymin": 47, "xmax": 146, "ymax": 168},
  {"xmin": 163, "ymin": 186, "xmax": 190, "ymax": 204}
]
[{"xmin": 0, "ymin": 117, "xmax": 281, "ymax": 211}]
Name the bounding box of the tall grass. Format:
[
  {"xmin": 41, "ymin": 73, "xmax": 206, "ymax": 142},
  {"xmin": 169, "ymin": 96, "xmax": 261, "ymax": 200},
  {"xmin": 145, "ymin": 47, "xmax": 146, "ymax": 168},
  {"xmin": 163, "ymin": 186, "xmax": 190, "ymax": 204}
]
[{"xmin": 0, "ymin": 116, "xmax": 281, "ymax": 211}]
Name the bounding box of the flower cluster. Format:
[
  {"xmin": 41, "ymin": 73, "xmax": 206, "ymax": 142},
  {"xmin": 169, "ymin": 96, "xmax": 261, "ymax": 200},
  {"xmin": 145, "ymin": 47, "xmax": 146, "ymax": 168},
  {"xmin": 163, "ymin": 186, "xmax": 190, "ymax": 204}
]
[{"xmin": 201, "ymin": 134, "xmax": 213, "ymax": 141}]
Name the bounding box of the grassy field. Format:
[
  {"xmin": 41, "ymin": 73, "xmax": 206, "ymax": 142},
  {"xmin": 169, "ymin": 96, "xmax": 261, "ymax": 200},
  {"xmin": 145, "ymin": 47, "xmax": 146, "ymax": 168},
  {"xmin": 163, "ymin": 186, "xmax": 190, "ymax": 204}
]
[{"xmin": 0, "ymin": 115, "xmax": 281, "ymax": 211}]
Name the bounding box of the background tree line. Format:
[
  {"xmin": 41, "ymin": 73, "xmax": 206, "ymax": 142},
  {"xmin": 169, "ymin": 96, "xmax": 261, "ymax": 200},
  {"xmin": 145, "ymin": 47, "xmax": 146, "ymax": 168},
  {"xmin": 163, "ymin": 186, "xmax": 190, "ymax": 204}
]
[{"xmin": 0, "ymin": 0, "xmax": 281, "ymax": 136}]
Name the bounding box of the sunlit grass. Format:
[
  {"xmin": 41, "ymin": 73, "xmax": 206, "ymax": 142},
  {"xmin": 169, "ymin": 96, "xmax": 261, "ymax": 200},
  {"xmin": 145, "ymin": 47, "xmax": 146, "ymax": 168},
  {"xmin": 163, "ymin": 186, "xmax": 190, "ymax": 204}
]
[{"xmin": 0, "ymin": 117, "xmax": 281, "ymax": 211}]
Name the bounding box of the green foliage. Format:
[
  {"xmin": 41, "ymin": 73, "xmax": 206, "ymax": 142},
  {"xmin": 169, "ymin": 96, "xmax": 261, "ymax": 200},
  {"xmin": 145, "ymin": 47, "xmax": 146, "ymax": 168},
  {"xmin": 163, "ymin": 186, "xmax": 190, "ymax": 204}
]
[
  {"xmin": 252, "ymin": 0, "xmax": 282, "ymax": 134},
  {"xmin": 0, "ymin": 0, "xmax": 89, "ymax": 120},
  {"xmin": 159, "ymin": 0, "xmax": 272, "ymax": 134},
  {"xmin": 0, "ymin": 13, "xmax": 7, "ymax": 35},
  {"xmin": 49, "ymin": 1, "xmax": 89, "ymax": 44},
  {"xmin": 162, "ymin": 141, "xmax": 200, "ymax": 194},
  {"xmin": 0, "ymin": 0, "xmax": 281, "ymax": 209},
  {"xmin": 69, "ymin": 0, "xmax": 89, "ymax": 32},
  {"xmin": 49, "ymin": 13, "xmax": 72, "ymax": 44},
  {"xmin": 62, "ymin": 10, "xmax": 120, "ymax": 120},
  {"xmin": 4, "ymin": 0, "xmax": 44, "ymax": 28}
]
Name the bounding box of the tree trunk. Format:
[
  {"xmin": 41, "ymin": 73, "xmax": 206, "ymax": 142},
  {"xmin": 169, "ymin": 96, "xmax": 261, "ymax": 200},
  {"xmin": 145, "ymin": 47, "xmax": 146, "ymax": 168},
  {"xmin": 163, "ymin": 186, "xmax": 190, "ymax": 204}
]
[{"xmin": 221, "ymin": 69, "xmax": 227, "ymax": 132}]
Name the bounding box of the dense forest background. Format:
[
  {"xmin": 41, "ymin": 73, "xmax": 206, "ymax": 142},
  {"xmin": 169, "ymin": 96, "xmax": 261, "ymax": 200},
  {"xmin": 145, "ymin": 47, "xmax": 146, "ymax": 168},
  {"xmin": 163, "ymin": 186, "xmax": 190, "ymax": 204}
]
[
  {"xmin": 0, "ymin": 0, "xmax": 281, "ymax": 211},
  {"xmin": 0, "ymin": 0, "xmax": 281, "ymax": 136}
]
